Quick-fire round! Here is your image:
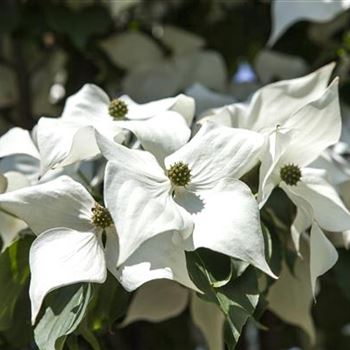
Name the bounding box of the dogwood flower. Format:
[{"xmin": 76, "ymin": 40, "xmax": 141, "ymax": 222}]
[
  {"xmin": 258, "ymin": 80, "xmax": 350, "ymax": 293},
  {"xmin": 36, "ymin": 84, "xmax": 195, "ymax": 172},
  {"xmin": 96, "ymin": 121, "xmax": 275, "ymax": 292},
  {"xmin": 0, "ymin": 176, "xmax": 114, "ymax": 323},
  {"xmin": 0, "ymin": 87, "xmax": 194, "ymax": 175},
  {"xmin": 0, "ymin": 175, "xmax": 198, "ymax": 321},
  {"xmin": 202, "ymin": 63, "xmax": 350, "ymax": 293}
]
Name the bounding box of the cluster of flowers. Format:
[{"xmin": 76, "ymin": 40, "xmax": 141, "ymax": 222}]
[{"xmin": 0, "ymin": 62, "xmax": 349, "ymax": 336}]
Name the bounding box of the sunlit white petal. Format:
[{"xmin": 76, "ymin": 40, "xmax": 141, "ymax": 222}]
[
  {"xmin": 178, "ymin": 179, "xmax": 275, "ymax": 278},
  {"xmin": 165, "ymin": 122, "xmax": 264, "ymax": 191},
  {"xmin": 0, "ymin": 176, "xmax": 94, "ymax": 235},
  {"xmin": 29, "ymin": 228, "xmax": 106, "ymax": 323},
  {"xmin": 111, "ymin": 232, "xmax": 197, "ymax": 292}
]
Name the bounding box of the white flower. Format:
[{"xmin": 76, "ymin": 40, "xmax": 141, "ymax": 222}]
[
  {"xmin": 204, "ymin": 64, "xmax": 350, "ymax": 294},
  {"xmin": 268, "ymin": 0, "xmax": 350, "ymax": 46},
  {"xmin": 96, "ymin": 121, "xmax": 275, "ymax": 292},
  {"xmin": 259, "ymin": 80, "xmax": 350, "ymax": 293},
  {"xmin": 0, "ymin": 176, "xmax": 117, "ymax": 323},
  {"xmin": 0, "ymin": 87, "xmax": 194, "ymax": 176},
  {"xmin": 36, "ymin": 84, "xmax": 194, "ymax": 172}
]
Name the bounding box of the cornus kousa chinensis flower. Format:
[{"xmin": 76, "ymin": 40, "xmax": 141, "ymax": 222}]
[
  {"xmin": 35, "ymin": 85, "xmax": 194, "ymax": 174},
  {"xmin": 0, "ymin": 176, "xmax": 118, "ymax": 323},
  {"xmin": 258, "ymin": 79, "xmax": 350, "ymax": 294},
  {"xmin": 95, "ymin": 121, "xmax": 276, "ymax": 292},
  {"xmin": 205, "ymin": 64, "xmax": 350, "ymax": 294},
  {"xmin": 0, "ymin": 86, "xmax": 194, "ymax": 176}
]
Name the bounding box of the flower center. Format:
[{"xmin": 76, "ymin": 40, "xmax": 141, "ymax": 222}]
[
  {"xmin": 280, "ymin": 163, "xmax": 301, "ymax": 186},
  {"xmin": 167, "ymin": 161, "xmax": 191, "ymax": 187},
  {"xmin": 91, "ymin": 203, "xmax": 113, "ymax": 229},
  {"xmin": 167, "ymin": 162, "xmax": 191, "ymax": 186},
  {"xmin": 108, "ymin": 99, "xmax": 128, "ymax": 119}
]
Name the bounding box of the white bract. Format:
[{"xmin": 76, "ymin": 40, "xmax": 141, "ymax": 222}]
[
  {"xmin": 96, "ymin": 121, "xmax": 276, "ymax": 292},
  {"xmin": 203, "ymin": 63, "xmax": 335, "ymax": 132},
  {"xmin": 0, "ymin": 171, "xmax": 29, "ymax": 251}
]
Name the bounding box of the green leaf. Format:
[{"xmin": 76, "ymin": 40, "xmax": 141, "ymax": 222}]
[
  {"xmin": 34, "ymin": 283, "xmax": 92, "ymax": 350},
  {"xmin": 0, "ymin": 278, "xmax": 34, "ymax": 348},
  {"xmin": 87, "ymin": 272, "xmax": 129, "ymax": 332},
  {"xmin": 0, "ymin": 236, "xmax": 32, "ymax": 331},
  {"xmin": 189, "ymin": 248, "xmax": 232, "ymax": 289},
  {"xmin": 186, "ymin": 251, "xmax": 261, "ymax": 350}
]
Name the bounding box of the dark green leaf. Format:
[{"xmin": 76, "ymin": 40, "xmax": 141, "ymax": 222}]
[
  {"xmin": 186, "ymin": 251, "xmax": 261, "ymax": 349},
  {"xmin": 0, "ymin": 236, "xmax": 32, "ymax": 331},
  {"xmin": 87, "ymin": 272, "xmax": 129, "ymax": 331}
]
